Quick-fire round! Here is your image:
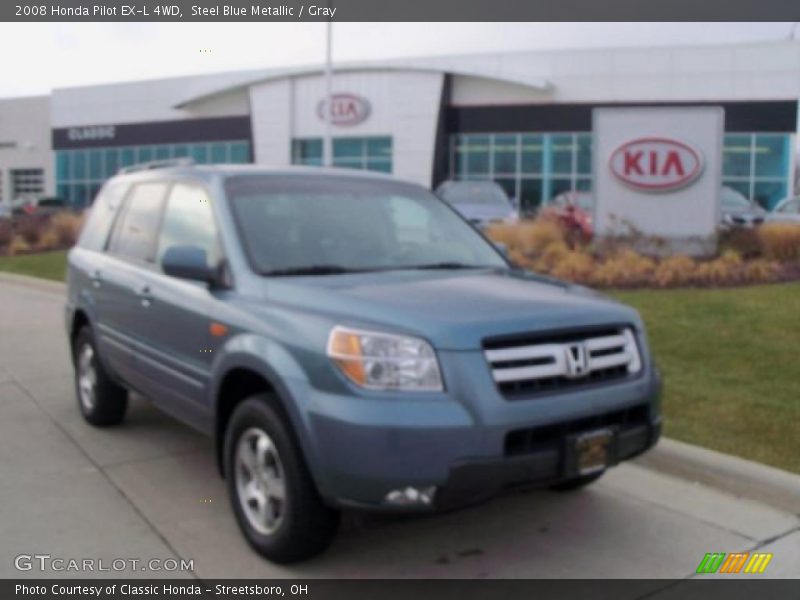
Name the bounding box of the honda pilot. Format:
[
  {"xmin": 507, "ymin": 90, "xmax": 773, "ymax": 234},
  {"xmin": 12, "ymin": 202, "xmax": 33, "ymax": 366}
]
[{"xmin": 65, "ymin": 161, "xmax": 661, "ymax": 563}]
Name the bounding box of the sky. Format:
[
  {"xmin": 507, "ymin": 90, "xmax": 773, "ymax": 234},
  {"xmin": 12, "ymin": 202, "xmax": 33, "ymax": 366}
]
[{"xmin": 0, "ymin": 22, "xmax": 797, "ymax": 97}]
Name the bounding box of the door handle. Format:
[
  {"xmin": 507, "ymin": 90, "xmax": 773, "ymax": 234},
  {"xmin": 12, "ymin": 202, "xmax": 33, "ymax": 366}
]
[
  {"xmin": 138, "ymin": 284, "xmax": 154, "ymax": 308},
  {"xmin": 90, "ymin": 270, "xmax": 102, "ymax": 288}
]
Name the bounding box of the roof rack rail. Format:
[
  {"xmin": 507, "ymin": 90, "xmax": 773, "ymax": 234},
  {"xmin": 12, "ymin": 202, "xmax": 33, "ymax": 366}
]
[{"xmin": 118, "ymin": 158, "xmax": 195, "ymax": 175}]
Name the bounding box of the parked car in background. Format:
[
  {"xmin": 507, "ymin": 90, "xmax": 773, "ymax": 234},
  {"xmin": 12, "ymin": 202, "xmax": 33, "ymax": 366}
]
[
  {"xmin": 766, "ymin": 195, "xmax": 800, "ymax": 224},
  {"xmin": 720, "ymin": 186, "xmax": 765, "ymax": 229},
  {"xmin": 544, "ymin": 190, "xmax": 594, "ymax": 240},
  {"xmin": 66, "ymin": 162, "xmax": 661, "ymax": 563},
  {"xmin": 11, "ymin": 195, "xmax": 69, "ymax": 217},
  {"xmin": 435, "ymin": 180, "xmax": 519, "ymax": 229}
]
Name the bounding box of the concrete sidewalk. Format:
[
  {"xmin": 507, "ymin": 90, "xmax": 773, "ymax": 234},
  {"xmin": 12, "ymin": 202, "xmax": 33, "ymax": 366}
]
[{"xmin": 1, "ymin": 275, "xmax": 797, "ymax": 579}]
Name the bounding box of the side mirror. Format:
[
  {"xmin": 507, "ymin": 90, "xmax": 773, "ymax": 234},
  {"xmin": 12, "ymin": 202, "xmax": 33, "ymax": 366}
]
[{"xmin": 161, "ymin": 245, "xmax": 219, "ymax": 285}]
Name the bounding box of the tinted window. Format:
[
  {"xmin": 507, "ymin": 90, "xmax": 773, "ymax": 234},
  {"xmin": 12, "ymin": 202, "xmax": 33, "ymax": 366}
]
[
  {"xmin": 78, "ymin": 183, "xmax": 129, "ymax": 251},
  {"xmin": 109, "ymin": 183, "xmax": 167, "ymax": 262},
  {"xmin": 157, "ymin": 183, "xmax": 219, "ymax": 269}
]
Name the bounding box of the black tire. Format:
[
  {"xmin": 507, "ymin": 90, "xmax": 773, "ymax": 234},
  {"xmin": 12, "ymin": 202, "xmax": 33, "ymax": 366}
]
[
  {"xmin": 224, "ymin": 395, "xmax": 339, "ymax": 563},
  {"xmin": 550, "ymin": 471, "xmax": 604, "ymax": 492},
  {"xmin": 73, "ymin": 326, "xmax": 128, "ymax": 426}
]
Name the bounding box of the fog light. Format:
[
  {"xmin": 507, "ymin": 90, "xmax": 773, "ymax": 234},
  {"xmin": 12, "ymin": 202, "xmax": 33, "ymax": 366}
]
[{"xmin": 384, "ymin": 486, "xmax": 437, "ymax": 506}]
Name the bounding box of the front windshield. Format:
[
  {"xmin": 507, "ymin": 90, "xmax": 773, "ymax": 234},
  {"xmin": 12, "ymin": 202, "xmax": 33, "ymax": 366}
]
[
  {"xmin": 226, "ymin": 175, "xmax": 508, "ymax": 275},
  {"xmin": 439, "ymin": 182, "xmax": 509, "ymax": 207}
]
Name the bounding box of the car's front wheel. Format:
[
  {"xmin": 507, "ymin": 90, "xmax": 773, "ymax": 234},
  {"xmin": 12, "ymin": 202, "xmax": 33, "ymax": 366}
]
[
  {"xmin": 73, "ymin": 326, "xmax": 128, "ymax": 426},
  {"xmin": 224, "ymin": 395, "xmax": 339, "ymax": 563}
]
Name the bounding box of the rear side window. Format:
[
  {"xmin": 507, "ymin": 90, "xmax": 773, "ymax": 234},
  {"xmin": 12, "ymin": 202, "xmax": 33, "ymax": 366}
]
[
  {"xmin": 108, "ymin": 182, "xmax": 168, "ymax": 262},
  {"xmin": 77, "ymin": 183, "xmax": 129, "ymax": 251},
  {"xmin": 156, "ymin": 183, "xmax": 220, "ymax": 269}
]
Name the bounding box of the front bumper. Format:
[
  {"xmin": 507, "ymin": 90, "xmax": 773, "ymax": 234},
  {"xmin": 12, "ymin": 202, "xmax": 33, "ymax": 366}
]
[
  {"xmin": 434, "ymin": 417, "xmax": 660, "ymax": 510},
  {"xmin": 290, "ymin": 354, "xmax": 662, "ymax": 512}
]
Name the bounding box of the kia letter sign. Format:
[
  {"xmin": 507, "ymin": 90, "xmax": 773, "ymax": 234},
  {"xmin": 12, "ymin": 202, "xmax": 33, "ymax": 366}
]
[
  {"xmin": 317, "ymin": 94, "xmax": 371, "ymax": 126},
  {"xmin": 610, "ymin": 137, "xmax": 704, "ymax": 192}
]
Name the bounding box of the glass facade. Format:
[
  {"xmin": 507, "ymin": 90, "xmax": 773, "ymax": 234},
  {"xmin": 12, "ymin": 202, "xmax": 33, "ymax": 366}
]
[
  {"xmin": 449, "ymin": 133, "xmax": 593, "ymax": 213},
  {"xmin": 722, "ymin": 133, "xmax": 792, "ymax": 209},
  {"xmin": 55, "ymin": 140, "xmax": 251, "ymax": 207},
  {"xmin": 449, "ymin": 132, "xmax": 794, "ymax": 212},
  {"xmin": 291, "ymin": 137, "xmax": 392, "ymax": 173}
]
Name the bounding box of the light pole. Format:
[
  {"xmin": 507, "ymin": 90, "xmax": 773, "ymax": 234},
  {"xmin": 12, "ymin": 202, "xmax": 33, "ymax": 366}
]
[{"xmin": 322, "ymin": 16, "xmax": 333, "ymax": 168}]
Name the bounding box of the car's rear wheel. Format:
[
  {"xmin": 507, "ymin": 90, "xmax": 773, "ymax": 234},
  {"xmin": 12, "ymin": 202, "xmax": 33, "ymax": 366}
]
[
  {"xmin": 73, "ymin": 326, "xmax": 128, "ymax": 426},
  {"xmin": 224, "ymin": 395, "xmax": 339, "ymax": 563},
  {"xmin": 550, "ymin": 471, "xmax": 604, "ymax": 492}
]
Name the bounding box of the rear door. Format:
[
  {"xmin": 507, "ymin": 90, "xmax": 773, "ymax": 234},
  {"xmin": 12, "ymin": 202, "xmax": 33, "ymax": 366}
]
[
  {"xmin": 100, "ymin": 181, "xmax": 170, "ymax": 389},
  {"xmin": 132, "ymin": 181, "xmax": 224, "ymax": 431}
]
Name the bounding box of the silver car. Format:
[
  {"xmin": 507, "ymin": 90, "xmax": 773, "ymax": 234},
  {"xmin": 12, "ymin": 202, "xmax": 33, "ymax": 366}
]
[
  {"xmin": 435, "ymin": 180, "xmax": 519, "ymax": 228},
  {"xmin": 766, "ymin": 196, "xmax": 800, "ymax": 225},
  {"xmin": 720, "ymin": 186, "xmax": 766, "ymax": 229}
]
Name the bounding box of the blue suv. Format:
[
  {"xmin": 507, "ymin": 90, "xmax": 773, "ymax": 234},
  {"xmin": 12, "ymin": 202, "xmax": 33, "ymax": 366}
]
[{"xmin": 66, "ymin": 161, "xmax": 661, "ymax": 563}]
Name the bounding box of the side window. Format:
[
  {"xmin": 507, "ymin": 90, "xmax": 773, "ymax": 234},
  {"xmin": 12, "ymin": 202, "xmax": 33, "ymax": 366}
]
[
  {"xmin": 109, "ymin": 182, "xmax": 168, "ymax": 262},
  {"xmin": 77, "ymin": 183, "xmax": 129, "ymax": 251},
  {"xmin": 156, "ymin": 183, "xmax": 219, "ymax": 269}
]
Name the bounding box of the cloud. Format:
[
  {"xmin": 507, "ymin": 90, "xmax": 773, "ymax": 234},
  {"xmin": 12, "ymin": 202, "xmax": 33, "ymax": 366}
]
[{"xmin": 0, "ymin": 22, "xmax": 791, "ymax": 97}]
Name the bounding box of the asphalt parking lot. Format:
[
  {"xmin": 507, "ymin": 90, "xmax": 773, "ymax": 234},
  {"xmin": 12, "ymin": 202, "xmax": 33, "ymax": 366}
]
[{"xmin": 1, "ymin": 279, "xmax": 798, "ymax": 579}]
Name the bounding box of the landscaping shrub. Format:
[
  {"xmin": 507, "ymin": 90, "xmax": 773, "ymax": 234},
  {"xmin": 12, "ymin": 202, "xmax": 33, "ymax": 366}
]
[
  {"xmin": 8, "ymin": 235, "xmax": 31, "ymax": 256},
  {"xmin": 653, "ymin": 255, "xmax": 697, "ymax": 288},
  {"xmin": 36, "ymin": 229, "xmax": 61, "ymax": 252},
  {"xmin": 590, "ymin": 249, "xmax": 656, "ymax": 288},
  {"xmin": 14, "ymin": 215, "xmax": 47, "ymax": 247},
  {"xmin": 515, "ymin": 219, "xmax": 566, "ymax": 255},
  {"xmin": 719, "ymin": 227, "xmax": 763, "ymax": 259},
  {"xmin": 485, "ymin": 218, "xmax": 795, "ymax": 289},
  {"xmin": 549, "ymin": 250, "xmax": 595, "ymax": 283},
  {"xmin": 758, "ymin": 223, "xmax": 800, "ymax": 262},
  {"xmin": 0, "ymin": 219, "xmax": 12, "ymax": 251},
  {"xmin": 49, "ymin": 212, "xmax": 84, "ymax": 247},
  {"xmin": 483, "ymin": 223, "xmax": 519, "ymax": 251},
  {"xmin": 742, "ymin": 259, "xmax": 781, "ymax": 284},
  {"xmin": 693, "ymin": 251, "xmax": 741, "ymax": 286}
]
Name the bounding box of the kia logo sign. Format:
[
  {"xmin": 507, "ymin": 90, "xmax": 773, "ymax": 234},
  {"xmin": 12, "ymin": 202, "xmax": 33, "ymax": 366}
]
[
  {"xmin": 610, "ymin": 137, "xmax": 704, "ymax": 192},
  {"xmin": 317, "ymin": 94, "xmax": 371, "ymax": 126}
]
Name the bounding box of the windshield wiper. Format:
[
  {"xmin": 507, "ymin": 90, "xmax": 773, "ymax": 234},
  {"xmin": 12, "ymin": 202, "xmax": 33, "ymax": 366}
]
[
  {"xmin": 260, "ymin": 265, "xmax": 370, "ymax": 276},
  {"xmin": 408, "ymin": 262, "xmax": 498, "ymax": 270}
]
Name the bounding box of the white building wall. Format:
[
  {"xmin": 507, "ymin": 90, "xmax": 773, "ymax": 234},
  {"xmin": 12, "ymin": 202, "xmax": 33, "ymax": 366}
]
[
  {"xmin": 249, "ymin": 69, "xmax": 444, "ymax": 186},
  {"xmin": 0, "ymin": 96, "xmax": 54, "ymax": 206},
  {"xmin": 52, "ymin": 71, "xmax": 253, "ymax": 127}
]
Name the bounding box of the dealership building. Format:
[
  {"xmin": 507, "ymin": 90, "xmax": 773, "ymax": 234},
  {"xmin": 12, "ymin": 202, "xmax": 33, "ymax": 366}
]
[{"xmin": 2, "ymin": 39, "xmax": 799, "ymax": 211}]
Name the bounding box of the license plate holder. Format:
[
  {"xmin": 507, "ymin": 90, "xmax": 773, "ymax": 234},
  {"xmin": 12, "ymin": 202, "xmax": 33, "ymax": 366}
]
[{"xmin": 572, "ymin": 428, "xmax": 614, "ymax": 476}]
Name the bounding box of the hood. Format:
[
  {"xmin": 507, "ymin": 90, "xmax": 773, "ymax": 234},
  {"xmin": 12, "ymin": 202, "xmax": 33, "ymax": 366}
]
[{"xmin": 263, "ymin": 269, "xmax": 640, "ymax": 350}]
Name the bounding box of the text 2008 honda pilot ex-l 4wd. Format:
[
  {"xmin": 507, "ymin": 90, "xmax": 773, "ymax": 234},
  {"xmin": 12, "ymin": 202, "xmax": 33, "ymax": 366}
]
[{"xmin": 66, "ymin": 162, "xmax": 661, "ymax": 563}]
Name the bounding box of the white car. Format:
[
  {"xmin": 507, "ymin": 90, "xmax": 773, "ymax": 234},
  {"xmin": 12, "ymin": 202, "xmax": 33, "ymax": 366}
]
[{"xmin": 767, "ymin": 196, "xmax": 800, "ymax": 225}]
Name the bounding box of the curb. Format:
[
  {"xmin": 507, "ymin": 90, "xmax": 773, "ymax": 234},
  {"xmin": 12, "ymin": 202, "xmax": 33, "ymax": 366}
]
[
  {"xmin": 0, "ymin": 271, "xmax": 66, "ymax": 294},
  {"xmin": 636, "ymin": 437, "xmax": 800, "ymax": 515}
]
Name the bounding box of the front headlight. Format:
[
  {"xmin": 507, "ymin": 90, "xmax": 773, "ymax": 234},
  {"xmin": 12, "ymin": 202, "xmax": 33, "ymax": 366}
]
[{"xmin": 326, "ymin": 326, "xmax": 443, "ymax": 391}]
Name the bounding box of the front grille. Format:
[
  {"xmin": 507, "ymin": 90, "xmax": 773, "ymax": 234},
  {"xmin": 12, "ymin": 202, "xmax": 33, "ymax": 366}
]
[
  {"xmin": 505, "ymin": 404, "xmax": 650, "ymax": 456},
  {"xmin": 484, "ymin": 326, "xmax": 642, "ymax": 398}
]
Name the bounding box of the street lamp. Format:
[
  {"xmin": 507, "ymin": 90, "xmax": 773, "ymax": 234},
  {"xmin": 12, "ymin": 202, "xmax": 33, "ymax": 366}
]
[{"xmin": 322, "ymin": 17, "xmax": 333, "ymax": 168}]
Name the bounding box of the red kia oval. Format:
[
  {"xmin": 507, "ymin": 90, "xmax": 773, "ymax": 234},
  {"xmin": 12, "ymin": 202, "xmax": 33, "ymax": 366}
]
[
  {"xmin": 609, "ymin": 137, "xmax": 704, "ymax": 192},
  {"xmin": 316, "ymin": 93, "xmax": 371, "ymax": 126}
]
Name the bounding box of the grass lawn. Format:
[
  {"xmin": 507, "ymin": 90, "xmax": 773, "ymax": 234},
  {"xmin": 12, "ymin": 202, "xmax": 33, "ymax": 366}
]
[
  {"xmin": 1, "ymin": 250, "xmax": 797, "ymax": 472},
  {"xmin": 0, "ymin": 250, "xmax": 68, "ymax": 282},
  {"xmin": 613, "ymin": 283, "xmax": 800, "ymax": 474}
]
